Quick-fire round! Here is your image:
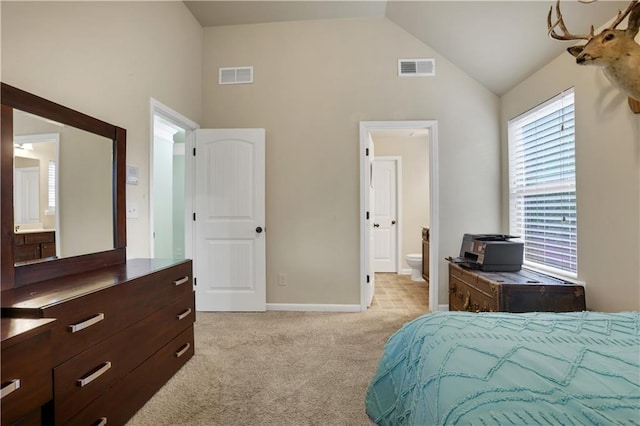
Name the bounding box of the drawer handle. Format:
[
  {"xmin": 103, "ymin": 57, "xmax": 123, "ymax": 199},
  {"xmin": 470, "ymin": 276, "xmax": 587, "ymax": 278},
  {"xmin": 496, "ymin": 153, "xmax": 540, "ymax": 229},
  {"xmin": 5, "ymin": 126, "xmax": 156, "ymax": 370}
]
[
  {"xmin": 69, "ymin": 313, "xmax": 105, "ymax": 333},
  {"xmin": 174, "ymin": 276, "xmax": 189, "ymax": 286},
  {"xmin": 0, "ymin": 379, "xmax": 20, "ymax": 399},
  {"xmin": 77, "ymin": 361, "xmax": 112, "ymax": 387},
  {"xmin": 93, "ymin": 418, "xmax": 107, "ymax": 426},
  {"xmin": 175, "ymin": 343, "xmax": 191, "ymax": 358},
  {"xmin": 177, "ymin": 308, "xmax": 192, "ymax": 320}
]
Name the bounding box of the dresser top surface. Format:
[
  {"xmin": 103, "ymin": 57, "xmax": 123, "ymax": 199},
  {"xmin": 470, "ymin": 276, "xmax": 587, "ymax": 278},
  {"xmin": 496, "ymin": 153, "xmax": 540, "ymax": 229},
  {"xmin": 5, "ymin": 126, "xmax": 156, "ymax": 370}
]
[
  {"xmin": 1, "ymin": 317, "xmax": 56, "ymax": 346},
  {"xmin": 1, "ymin": 258, "xmax": 191, "ymax": 311}
]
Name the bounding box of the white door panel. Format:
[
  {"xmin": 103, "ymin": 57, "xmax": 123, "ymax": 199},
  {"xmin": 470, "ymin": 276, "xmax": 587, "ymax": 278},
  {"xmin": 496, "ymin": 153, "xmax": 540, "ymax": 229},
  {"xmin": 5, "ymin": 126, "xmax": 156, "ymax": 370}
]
[
  {"xmin": 367, "ymin": 136, "xmax": 376, "ymax": 307},
  {"xmin": 373, "ymin": 159, "xmax": 398, "ymax": 272},
  {"xmin": 14, "ymin": 167, "xmax": 40, "ymax": 224},
  {"xmin": 195, "ymin": 129, "xmax": 266, "ymax": 312}
]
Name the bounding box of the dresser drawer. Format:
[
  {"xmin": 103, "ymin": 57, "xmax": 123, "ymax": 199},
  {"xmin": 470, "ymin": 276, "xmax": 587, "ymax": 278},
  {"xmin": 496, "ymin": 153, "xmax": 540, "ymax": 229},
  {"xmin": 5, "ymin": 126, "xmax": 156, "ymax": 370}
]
[
  {"xmin": 53, "ymin": 292, "xmax": 195, "ymax": 425},
  {"xmin": 44, "ymin": 285, "xmax": 126, "ymax": 365},
  {"xmin": 1, "ymin": 325, "xmax": 53, "ymax": 425},
  {"xmin": 123, "ymin": 261, "xmax": 193, "ymax": 325},
  {"xmin": 66, "ymin": 326, "xmax": 195, "ymax": 426}
]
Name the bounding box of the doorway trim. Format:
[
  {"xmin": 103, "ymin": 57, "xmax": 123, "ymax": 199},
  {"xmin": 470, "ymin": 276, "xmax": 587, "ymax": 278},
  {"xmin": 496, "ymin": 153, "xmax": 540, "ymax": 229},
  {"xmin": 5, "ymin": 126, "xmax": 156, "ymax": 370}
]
[
  {"xmin": 359, "ymin": 120, "xmax": 439, "ymax": 313},
  {"xmin": 149, "ymin": 99, "xmax": 199, "ymax": 258}
]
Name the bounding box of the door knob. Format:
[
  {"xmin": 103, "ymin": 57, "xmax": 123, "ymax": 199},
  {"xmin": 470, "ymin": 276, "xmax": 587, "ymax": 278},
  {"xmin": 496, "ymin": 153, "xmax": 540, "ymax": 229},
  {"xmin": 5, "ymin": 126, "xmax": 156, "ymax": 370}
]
[
  {"xmin": 391, "ymin": 220, "xmax": 396, "ymax": 225},
  {"xmin": 373, "ymin": 224, "xmax": 380, "ymax": 228},
  {"xmin": 256, "ymin": 226, "xmax": 263, "ymax": 233}
]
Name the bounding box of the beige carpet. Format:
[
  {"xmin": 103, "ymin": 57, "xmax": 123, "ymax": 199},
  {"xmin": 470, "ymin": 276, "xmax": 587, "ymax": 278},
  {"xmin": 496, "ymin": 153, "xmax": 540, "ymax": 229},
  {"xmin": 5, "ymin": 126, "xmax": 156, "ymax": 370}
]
[{"xmin": 126, "ymin": 308, "xmax": 425, "ymax": 426}]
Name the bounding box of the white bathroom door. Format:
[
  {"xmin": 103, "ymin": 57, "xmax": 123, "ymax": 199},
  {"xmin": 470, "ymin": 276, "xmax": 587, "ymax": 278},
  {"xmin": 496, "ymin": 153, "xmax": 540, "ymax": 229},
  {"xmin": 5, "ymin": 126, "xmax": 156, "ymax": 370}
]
[
  {"xmin": 14, "ymin": 167, "xmax": 40, "ymax": 224},
  {"xmin": 373, "ymin": 158, "xmax": 398, "ymax": 273},
  {"xmin": 367, "ymin": 136, "xmax": 376, "ymax": 307},
  {"xmin": 193, "ymin": 129, "xmax": 266, "ymax": 311}
]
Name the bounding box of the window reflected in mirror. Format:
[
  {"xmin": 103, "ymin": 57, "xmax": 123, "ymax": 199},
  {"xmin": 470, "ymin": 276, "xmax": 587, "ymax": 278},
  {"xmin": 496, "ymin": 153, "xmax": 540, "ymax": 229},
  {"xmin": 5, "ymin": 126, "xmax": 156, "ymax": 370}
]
[{"xmin": 13, "ymin": 109, "xmax": 114, "ymax": 265}]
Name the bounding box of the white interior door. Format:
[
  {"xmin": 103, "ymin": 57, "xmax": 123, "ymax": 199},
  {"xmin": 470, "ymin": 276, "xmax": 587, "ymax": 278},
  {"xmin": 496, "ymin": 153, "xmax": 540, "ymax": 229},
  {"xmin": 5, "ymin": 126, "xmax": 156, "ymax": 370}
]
[
  {"xmin": 194, "ymin": 129, "xmax": 266, "ymax": 311},
  {"xmin": 367, "ymin": 136, "xmax": 376, "ymax": 307},
  {"xmin": 14, "ymin": 167, "xmax": 40, "ymax": 224},
  {"xmin": 373, "ymin": 158, "xmax": 398, "ymax": 272}
]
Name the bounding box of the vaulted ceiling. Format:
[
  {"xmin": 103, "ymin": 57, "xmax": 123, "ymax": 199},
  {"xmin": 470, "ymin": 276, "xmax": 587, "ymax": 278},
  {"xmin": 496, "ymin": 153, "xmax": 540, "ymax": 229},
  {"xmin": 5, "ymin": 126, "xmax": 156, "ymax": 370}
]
[{"xmin": 183, "ymin": 1, "xmax": 631, "ymax": 96}]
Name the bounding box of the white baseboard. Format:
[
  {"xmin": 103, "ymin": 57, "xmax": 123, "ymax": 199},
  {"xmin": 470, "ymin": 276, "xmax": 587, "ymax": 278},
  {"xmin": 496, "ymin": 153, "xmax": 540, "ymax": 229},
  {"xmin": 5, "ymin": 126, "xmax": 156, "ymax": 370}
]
[
  {"xmin": 267, "ymin": 303, "xmax": 362, "ymax": 312},
  {"xmin": 398, "ymin": 269, "xmax": 411, "ymax": 275}
]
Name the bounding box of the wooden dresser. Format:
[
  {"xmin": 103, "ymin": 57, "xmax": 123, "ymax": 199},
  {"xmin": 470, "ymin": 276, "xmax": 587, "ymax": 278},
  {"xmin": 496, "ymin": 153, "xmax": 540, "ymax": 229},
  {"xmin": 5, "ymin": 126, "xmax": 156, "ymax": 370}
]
[
  {"xmin": 1, "ymin": 258, "xmax": 195, "ymax": 426},
  {"xmin": 448, "ymin": 262, "xmax": 586, "ymax": 313}
]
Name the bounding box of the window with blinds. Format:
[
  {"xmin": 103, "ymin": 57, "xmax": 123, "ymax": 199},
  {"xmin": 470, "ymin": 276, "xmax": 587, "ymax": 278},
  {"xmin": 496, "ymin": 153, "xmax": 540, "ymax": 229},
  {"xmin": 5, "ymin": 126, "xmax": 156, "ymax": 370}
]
[{"xmin": 508, "ymin": 88, "xmax": 577, "ymax": 277}]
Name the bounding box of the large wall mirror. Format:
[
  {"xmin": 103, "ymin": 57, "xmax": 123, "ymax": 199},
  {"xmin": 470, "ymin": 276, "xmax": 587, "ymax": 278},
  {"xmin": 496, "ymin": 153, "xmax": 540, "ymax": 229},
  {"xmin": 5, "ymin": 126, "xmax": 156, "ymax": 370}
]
[{"xmin": 1, "ymin": 83, "xmax": 126, "ymax": 288}]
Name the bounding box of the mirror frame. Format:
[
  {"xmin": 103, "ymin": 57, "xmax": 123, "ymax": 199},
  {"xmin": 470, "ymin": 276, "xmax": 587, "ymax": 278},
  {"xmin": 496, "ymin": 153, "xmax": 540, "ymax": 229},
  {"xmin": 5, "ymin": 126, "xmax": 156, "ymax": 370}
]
[{"xmin": 1, "ymin": 83, "xmax": 127, "ymax": 289}]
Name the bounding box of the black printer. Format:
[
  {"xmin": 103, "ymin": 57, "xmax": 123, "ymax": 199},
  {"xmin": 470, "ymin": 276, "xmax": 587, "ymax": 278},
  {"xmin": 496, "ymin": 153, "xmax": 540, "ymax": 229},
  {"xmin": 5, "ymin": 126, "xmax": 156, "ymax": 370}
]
[{"xmin": 453, "ymin": 234, "xmax": 524, "ymax": 272}]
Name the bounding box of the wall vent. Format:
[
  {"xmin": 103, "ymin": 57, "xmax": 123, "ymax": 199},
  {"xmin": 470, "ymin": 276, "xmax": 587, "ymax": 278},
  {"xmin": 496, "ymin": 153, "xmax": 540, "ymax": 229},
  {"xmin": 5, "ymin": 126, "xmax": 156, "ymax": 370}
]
[
  {"xmin": 219, "ymin": 66, "xmax": 254, "ymax": 85},
  {"xmin": 398, "ymin": 59, "xmax": 435, "ymax": 77}
]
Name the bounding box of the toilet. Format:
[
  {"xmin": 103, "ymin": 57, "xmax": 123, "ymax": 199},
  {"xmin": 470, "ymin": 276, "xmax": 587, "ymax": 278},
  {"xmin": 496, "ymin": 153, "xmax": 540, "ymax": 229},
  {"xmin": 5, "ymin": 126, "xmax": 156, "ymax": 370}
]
[{"xmin": 405, "ymin": 253, "xmax": 425, "ymax": 282}]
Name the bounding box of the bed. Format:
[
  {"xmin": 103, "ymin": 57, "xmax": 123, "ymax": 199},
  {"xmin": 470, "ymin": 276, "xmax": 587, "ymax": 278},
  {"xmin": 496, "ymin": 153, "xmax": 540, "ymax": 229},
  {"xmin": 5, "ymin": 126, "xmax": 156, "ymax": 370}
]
[{"xmin": 365, "ymin": 311, "xmax": 640, "ymax": 425}]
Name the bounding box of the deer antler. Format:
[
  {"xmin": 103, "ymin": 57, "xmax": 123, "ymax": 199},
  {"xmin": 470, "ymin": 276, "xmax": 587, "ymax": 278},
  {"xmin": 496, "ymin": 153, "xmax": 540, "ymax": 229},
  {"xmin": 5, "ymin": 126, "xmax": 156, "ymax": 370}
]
[
  {"xmin": 548, "ymin": 0, "xmax": 595, "ymax": 41},
  {"xmin": 607, "ymin": 0, "xmax": 639, "ymax": 30}
]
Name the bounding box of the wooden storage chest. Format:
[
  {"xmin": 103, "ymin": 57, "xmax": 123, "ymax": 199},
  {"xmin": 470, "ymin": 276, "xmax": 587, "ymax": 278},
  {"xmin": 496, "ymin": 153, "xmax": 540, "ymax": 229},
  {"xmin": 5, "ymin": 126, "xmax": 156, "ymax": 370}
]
[{"xmin": 448, "ymin": 262, "xmax": 586, "ymax": 313}]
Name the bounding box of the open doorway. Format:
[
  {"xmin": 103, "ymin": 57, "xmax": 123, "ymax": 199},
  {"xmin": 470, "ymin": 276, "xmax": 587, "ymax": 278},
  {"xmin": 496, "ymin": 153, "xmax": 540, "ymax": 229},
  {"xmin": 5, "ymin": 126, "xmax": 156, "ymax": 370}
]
[
  {"xmin": 150, "ymin": 99, "xmax": 199, "ymax": 259},
  {"xmin": 360, "ymin": 121, "xmax": 439, "ymax": 313}
]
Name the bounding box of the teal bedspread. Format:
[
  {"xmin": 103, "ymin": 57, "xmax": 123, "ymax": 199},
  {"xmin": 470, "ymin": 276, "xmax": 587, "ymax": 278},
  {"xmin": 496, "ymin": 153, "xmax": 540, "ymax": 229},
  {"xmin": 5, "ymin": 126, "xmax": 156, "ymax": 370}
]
[{"xmin": 365, "ymin": 311, "xmax": 640, "ymax": 425}]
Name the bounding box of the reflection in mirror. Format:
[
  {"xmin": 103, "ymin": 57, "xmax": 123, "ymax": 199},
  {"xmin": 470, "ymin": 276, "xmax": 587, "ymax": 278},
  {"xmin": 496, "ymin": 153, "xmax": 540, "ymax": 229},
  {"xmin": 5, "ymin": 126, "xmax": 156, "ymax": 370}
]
[
  {"xmin": 14, "ymin": 155, "xmax": 41, "ymax": 225},
  {"xmin": 13, "ymin": 109, "xmax": 114, "ymax": 265}
]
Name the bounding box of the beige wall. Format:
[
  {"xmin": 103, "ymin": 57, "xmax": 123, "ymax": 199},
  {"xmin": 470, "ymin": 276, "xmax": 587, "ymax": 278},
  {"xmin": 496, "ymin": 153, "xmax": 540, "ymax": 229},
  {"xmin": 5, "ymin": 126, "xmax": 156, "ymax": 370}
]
[
  {"xmin": 501, "ymin": 53, "xmax": 640, "ymax": 312},
  {"xmin": 3, "ymin": 5, "xmax": 502, "ymax": 307},
  {"xmin": 203, "ymin": 18, "xmax": 501, "ymax": 306},
  {"xmin": 59, "ymin": 131, "xmax": 113, "ymax": 258},
  {"xmin": 371, "ymin": 132, "xmax": 429, "ymax": 271},
  {"xmin": 2, "ymin": 1, "xmax": 203, "ymax": 259}
]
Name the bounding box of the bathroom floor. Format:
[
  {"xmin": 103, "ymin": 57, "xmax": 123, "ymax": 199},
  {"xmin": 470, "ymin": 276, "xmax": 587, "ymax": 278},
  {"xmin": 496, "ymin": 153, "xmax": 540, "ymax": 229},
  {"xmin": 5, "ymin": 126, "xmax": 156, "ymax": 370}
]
[{"xmin": 370, "ymin": 273, "xmax": 429, "ymax": 313}]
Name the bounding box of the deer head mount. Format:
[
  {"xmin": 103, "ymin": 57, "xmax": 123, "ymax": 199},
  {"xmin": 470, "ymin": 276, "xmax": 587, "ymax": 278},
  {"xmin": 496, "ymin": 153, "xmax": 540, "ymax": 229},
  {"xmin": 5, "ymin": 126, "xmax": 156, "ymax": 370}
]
[{"xmin": 547, "ymin": 0, "xmax": 640, "ymax": 113}]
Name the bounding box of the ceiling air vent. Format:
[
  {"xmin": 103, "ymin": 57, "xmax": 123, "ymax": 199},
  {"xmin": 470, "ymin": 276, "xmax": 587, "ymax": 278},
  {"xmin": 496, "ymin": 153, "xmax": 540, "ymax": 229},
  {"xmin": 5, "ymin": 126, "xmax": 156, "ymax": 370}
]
[
  {"xmin": 219, "ymin": 66, "xmax": 254, "ymax": 85},
  {"xmin": 398, "ymin": 59, "xmax": 435, "ymax": 77}
]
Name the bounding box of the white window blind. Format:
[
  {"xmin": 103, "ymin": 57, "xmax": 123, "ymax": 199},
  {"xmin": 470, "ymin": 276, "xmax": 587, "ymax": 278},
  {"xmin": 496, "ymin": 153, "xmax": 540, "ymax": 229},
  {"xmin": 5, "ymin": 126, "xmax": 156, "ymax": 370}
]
[
  {"xmin": 508, "ymin": 88, "xmax": 577, "ymax": 276},
  {"xmin": 46, "ymin": 160, "xmax": 56, "ymax": 215}
]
